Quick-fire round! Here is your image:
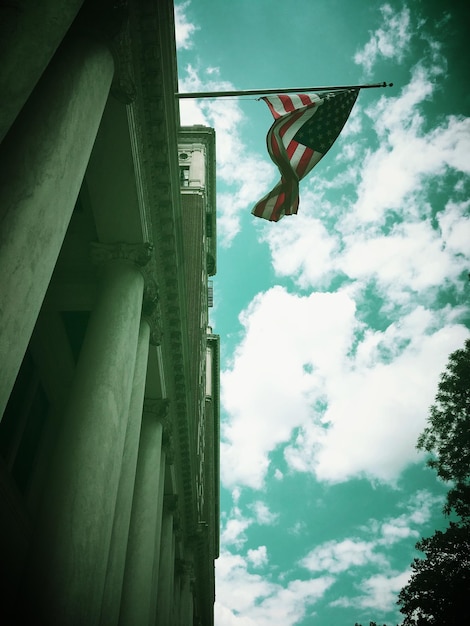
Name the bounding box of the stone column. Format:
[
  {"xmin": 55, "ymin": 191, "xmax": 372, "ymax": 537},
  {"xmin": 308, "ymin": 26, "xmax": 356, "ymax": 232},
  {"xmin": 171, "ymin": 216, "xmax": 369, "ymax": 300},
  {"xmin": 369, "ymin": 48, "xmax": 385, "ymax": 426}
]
[
  {"xmin": 24, "ymin": 243, "xmax": 152, "ymax": 626},
  {"xmin": 179, "ymin": 560, "xmax": 195, "ymax": 626},
  {"xmin": 156, "ymin": 495, "xmax": 178, "ymax": 625},
  {"xmin": 100, "ymin": 318, "xmax": 151, "ymax": 626},
  {"xmin": 119, "ymin": 398, "xmax": 168, "ymax": 626},
  {"xmin": 0, "ymin": 34, "xmax": 114, "ymax": 420},
  {"xmin": 0, "ymin": 0, "xmax": 85, "ymax": 142},
  {"xmin": 173, "ymin": 570, "xmax": 182, "ymax": 626}
]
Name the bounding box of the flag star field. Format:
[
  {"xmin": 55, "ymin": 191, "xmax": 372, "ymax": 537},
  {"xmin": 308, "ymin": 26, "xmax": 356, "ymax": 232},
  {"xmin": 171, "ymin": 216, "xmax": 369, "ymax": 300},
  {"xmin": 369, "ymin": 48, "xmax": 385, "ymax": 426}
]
[{"xmin": 174, "ymin": 1, "xmax": 469, "ymax": 624}]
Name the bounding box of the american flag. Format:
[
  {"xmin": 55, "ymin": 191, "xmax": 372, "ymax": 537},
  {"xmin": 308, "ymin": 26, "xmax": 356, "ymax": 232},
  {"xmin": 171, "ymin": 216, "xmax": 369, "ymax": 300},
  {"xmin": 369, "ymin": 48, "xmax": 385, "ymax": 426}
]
[{"xmin": 252, "ymin": 89, "xmax": 359, "ymax": 222}]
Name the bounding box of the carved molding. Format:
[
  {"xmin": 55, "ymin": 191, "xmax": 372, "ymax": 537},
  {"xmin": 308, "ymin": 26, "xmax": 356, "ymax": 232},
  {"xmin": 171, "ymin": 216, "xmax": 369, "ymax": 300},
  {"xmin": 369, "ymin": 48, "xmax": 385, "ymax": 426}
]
[
  {"xmin": 142, "ymin": 279, "xmax": 163, "ymax": 346},
  {"xmin": 128, "ymin": 0, "xmax": 200, "ymax": 541},
  {"xmin": 107, "ymin": 0, "xmax": 137, "ymax": 104},
  {"xmin": 143, "ymin": 397, "xmax": 175, "ymax": 461}
]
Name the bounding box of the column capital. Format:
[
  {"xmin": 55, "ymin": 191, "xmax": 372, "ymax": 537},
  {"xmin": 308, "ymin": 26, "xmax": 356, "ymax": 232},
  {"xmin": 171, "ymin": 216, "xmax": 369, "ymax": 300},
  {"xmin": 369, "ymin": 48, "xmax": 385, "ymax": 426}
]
[
  {"xmin": 144, "ymin": 398, "xmax": 176, "ymax": 464},
  {"xmin": 90, "ymin": 241, "xmax": 163, "ymax": 343},
  {"xmin": 144, "ymin": 397, "xmax": 176, "ymax": 463},
  {"xmin": 108, "ymin": 15, "xmax": 137, "ymax": 105},
  {"xmin": 143, "ymin": 396, "xmax": 169, "ymax": 421},
  {"xmin": 76, "ymin": 0, "xmax": 136, "ymax": 105},
  {"xmin": 90, "ymin": 241, "xmax": 153, "ymax": 268},
  {"xmin": 142, "ymin": 286, "xmax": 163, "ymax": 346}
]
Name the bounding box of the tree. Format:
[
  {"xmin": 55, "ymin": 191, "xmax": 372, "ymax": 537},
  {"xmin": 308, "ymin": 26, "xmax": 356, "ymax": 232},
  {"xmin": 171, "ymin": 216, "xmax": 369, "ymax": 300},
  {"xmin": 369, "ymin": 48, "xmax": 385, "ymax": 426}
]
[
  {"xmin": 356, "ymin": 340, "xmax": 470, "ymax": 626},
  {"xmin": 397, "ymin": 338, "xmax": 470, "ymax": 624},
  {"xmin": 354, "ymin": 622, "xmax": 392, "ymax": 626},
  {"xmin": 398, "ymin": 521, "xmax": 470, "ymax": 625},
  {"xmin": 417, "ymin": 338, "xmax": 470, "ymax": 517}
]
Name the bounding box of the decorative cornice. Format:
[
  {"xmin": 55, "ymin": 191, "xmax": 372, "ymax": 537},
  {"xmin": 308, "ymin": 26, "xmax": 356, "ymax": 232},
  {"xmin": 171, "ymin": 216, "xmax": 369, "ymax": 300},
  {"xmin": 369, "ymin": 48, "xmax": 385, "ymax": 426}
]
[{"xmin": 128, "ymin": 0, "xmax": 198, "ymax": 543}]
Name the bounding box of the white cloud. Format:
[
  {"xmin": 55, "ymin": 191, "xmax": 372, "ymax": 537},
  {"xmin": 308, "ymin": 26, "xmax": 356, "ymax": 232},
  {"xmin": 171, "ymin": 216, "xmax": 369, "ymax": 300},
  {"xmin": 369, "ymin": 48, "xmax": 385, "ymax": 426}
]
[
  {"xmin": 354, "ymin": 5, "xmax": 412, "ymax": 74},
  {"xmin": 221, "ymin": 285, "xmax": 468, "ymax": 489},
  {"xmin": 289, "ymin": 521, "xmax": 307, "ymax": 536},
  {"xmin": 221, "ymin": 287, "xmax": 358, "ymax": 489},
  {"xmin": 249, "ymin": 501, "xmax": 279, "ymax": 525},
  {"xmin": 301, "ymin": 490, "xmax": 440, "ymax": 611},
  {"xmin": 221, "ymin": 506, "xmax": 253, "ymax": 549},
  {"xmin": 259, "ymin": 207, "xmax": 339, "ymax": 289},
  {"xmin": 174, "ymin": 2, "xmax": 198, "ymax": 50},
  {"xmin": 301, "ymin": 538, "xmax": 387, "ymax": 574},
  {"xmin": 332, "ymin": 570, "xmax": 411, "ymax": 613},
  {"xmin": 220, "ymin": 498, "xmax": 278, "ymax": 551},
  {"xmin": 247, "ymin": 545, "xmax": 268, "ymax": 568},
  {"xmin": 215, "ymin": 550, "xmax": 334, "ymax": 626},
  {"xmin": 352, "ymin": 68, "xmax": 470, "ymax": 225},
  {"xmin": 372, "ymin": 490, "xmax": 443, "ymax": 546},
  {"xmin": 358, "ymin": 571, "xmax": 411, "ymax": 611},
  {"xmin": 260, "ymin": 64, "xmax": 470, "ymax": 310},
  {"xmin": 286, "ymin": 308, "xmax": 468, "ymax": 484}
]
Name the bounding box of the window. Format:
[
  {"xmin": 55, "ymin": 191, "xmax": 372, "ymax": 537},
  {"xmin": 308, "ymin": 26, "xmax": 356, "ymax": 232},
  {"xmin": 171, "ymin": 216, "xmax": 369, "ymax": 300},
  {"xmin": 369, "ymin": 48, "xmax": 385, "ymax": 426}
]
[{"xmin": 180, "ymin": 165, "xmax": 190, "ymax": 187}]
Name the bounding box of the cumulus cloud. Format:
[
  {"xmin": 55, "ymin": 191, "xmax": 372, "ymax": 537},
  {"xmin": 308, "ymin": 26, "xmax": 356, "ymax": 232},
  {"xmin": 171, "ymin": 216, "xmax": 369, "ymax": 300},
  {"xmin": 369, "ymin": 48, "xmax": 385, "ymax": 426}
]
[
  {"xmin": 174, "ymin": 2, "xmax": 198, "ymax": 50},
  {"xmin": 352, "ymin": 68, "xmax": 470, "ymax": 225},
  {"xmin": 221, "ymin": 504, "xmax": 253, "ymax": 549},
  {"xmin": 354, "ymin": 5, "xmax": 412, "ymax": 74},
  {"xmin": 215, "ymin": 550, "xmax": 334, "ymax": 626},
  {"xmin": 285, "ymin": 307, "xmax": 468, "ymax": 484},
  {"xmin": 262, "ymin": 66, "xmax": 470, "ymax": 298},
  {"xmin": 221, "ymin": 284, "xmax": 468, "ymax": 489},
  {"xmin": 247, "ymin": 545, "xmax": 268, "ymax": 568},
  {"xmin": 332, "ymin": 570, "xmax": 411, "ymax": 613},
  {"xmin": 221, "ymin": 287, "xmax": 358, "ymax": 489},
  {"xmin": 249, "ymin": 501, "xmax": 279, "ymax": 525},
  {"xmin": 301, "ymin": 490, "xmax": 441, "ymax": 574},
  {"xmin": 301, "ymin": 538, "xmax": 388, "ymax": 574}
]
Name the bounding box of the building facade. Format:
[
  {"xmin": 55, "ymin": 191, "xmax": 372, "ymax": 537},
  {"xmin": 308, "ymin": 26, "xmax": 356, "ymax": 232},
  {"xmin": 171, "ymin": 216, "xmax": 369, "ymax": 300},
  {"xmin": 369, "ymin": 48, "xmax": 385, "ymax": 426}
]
[{"xmin": 0, "ymin": 1, "xmax": 219, "ymax": 625}]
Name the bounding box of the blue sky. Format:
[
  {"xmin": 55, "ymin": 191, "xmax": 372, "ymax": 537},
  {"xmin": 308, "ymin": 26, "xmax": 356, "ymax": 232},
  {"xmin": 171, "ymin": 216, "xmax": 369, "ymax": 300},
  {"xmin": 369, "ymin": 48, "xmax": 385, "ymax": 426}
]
[{"xmin": 174, "ymin": 2, "xmax": 470, "ymax": 624}]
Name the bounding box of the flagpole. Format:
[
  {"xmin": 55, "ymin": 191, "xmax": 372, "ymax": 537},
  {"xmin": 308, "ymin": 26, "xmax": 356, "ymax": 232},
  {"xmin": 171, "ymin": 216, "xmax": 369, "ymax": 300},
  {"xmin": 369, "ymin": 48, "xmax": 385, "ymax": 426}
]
[{"xmin": 175, "ymin": 81, "xmax": 393, "ymax": 99}]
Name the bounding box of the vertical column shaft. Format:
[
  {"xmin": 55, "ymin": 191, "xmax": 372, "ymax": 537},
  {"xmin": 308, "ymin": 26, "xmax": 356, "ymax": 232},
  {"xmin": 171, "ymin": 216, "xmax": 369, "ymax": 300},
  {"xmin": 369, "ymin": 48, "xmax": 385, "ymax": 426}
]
[
  {"xmin": 0, "ymin": 34, "xmax": 114, "ymax": 420},
  {"xmin": 179, "ymin": 562, "xmax": 194, "ymax": 626},
  {"xmin": 156, "ymin": 504, "xmax": 176, "ymax": 625},
  {"xmin": 26, "ymin": 259, "xmax": 145, "ymax": 626},
  {"xmin": 119, "ymin": 403, "xmax": 166, "ymax": 626},
  {"xmin": 100, "ymin": 319, "xmax": 151, "ymax": 626}
]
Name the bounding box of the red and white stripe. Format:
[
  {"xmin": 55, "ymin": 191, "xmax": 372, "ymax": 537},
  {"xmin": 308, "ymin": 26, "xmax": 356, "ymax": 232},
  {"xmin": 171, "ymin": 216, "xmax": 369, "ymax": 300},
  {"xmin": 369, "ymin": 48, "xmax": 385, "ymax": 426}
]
[
  {"xmin": 253, "ymin": 94, "xmax": 324, "ymax": 221},
  {"xmin": 263, "ymin": 93, "xmax": 322, "ymax": 119}
]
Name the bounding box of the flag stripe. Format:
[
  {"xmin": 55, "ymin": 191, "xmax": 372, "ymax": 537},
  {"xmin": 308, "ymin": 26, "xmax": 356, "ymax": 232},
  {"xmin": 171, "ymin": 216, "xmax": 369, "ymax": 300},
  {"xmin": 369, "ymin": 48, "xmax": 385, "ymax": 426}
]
[
  {"xmin": 252, "ymin": 89, "xmax": 359, "ymax": 221},
  {"xmin": 264, "ymin": 93, "xmax": 321, "ymax": 119}
]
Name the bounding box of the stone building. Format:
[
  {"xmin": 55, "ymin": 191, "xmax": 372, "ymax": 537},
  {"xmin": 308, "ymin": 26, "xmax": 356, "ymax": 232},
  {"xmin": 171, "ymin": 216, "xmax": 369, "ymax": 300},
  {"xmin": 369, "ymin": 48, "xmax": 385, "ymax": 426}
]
[{"xmin": 0, "ymin": 1, "xmax": 219, "ymax": 624}]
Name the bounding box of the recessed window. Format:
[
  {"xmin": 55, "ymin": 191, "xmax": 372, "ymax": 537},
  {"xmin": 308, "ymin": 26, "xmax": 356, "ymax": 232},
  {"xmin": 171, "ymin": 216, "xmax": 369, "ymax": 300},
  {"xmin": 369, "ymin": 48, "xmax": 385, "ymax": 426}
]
[{"xmin": 180, "ymin": 165, "xmax": 190, "ymax": 187}]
